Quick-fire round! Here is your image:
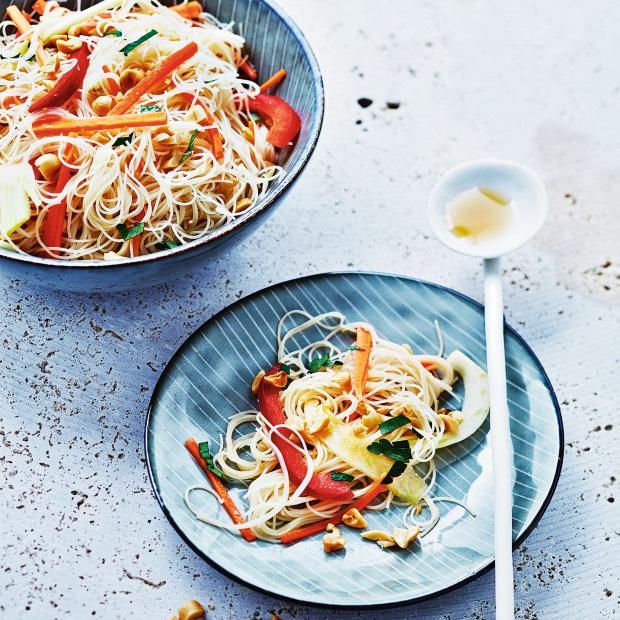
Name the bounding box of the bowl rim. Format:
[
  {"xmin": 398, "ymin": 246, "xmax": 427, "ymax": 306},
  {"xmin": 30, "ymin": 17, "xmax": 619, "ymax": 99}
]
[{"xmin": 0, "ymin": 0, "xmax": 324, "ymax": 270}]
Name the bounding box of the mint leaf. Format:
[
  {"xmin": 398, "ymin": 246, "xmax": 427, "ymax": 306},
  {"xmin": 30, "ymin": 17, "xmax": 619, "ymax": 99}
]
[
  {"xmin": 383, "ymin": 460, "xmax": 407, "ymax": 484},
  {"xmin": 116, "ymin": 221, "xmax": 144, "ymax": 240},
  {"xmin": 179, "ymin": 129, "xmax": 198, "ymax": 164},
  {"xmin": 379, "ymin": 415, "xmax": 410, "ymax": 436},
  {"xmin": 197, "ymin": 441, "xmax": 228, "ymax": 480},
  {"xmin": 331, "ymin": 471, "xmax": 354, "ymax": 482},
  {"xmin": 154, "ymin": 240, "xmax": 179, "ymax": 251},
  {"xmin": 120, "ymin": 29, "xmax": 157, "ymax": 56},
  {"xmin": 112, "ymin": 132, "xmax": 134, "ymax": 147},
  {"xmin": 367, "ymin": 438, "xmax": 411, "ymax": 463}
]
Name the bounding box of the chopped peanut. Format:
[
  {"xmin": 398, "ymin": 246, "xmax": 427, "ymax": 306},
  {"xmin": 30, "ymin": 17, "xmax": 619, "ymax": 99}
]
[
  {"xmin": 323, "ymin": 524, "xmax": 346, "ymax": 553},
  {"xmin": 34, "ymin": 153, "xmax": 60, "ymax": 182},
  {"xmin": 47, "ymin": 34, "xmax": 67, "ymax": 47},
  {"xmin": 352, "ymin": 409, "xmax": 382, "ymax": 436},
  {"xmin": 361, "ymin": 529, "xmax": 394, "ymax": 543},
  {"xmin": 342, "ymin": 508, "xmax": 367, "ymax": 529},
  {"xmin": 392, "ymin": 526, "xmax": 420, "ymax": 549},
  {"xmin": 91, "ymin": 95, "xmax": 114, "ymax": 116},
  {"xmin": 56, "ymin": 35, "xmax": 82, "ymax": 54},
  {"xmin": 242, "ymin": 126, "xmax": 254, "ymax": 143},
  {"xmin": 251, "ymin": 369, "xmax": 265, "ymax": 394},
  {"xmin": 120, "ymin": 67, "xmax": 146, "ymax": 92},
  {"xmin": 177, "ymin": 599, "xmax": 206, "ymax": 620},
  {"xmin": 439, "ymin": 411, "xmax": 461, "ymax": 434},
  {"xmin": 304, "ymin": 403, "xmax": 329, "ymax": 434},
  {"xmin": 187, "ymin": 105, "xmax": 207, "ymax": 124}
]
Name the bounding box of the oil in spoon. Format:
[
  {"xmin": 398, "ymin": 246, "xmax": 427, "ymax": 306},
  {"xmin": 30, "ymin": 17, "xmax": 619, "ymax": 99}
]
[{"xmin": 446, "ymin": 187, "xmax": 514, "ymax": 243}]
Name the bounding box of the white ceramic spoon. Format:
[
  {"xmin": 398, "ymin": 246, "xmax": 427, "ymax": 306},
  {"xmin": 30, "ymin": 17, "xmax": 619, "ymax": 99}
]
[{"xmin": 427, "ymin": 159, "xmax": 548, "ymax": 620}]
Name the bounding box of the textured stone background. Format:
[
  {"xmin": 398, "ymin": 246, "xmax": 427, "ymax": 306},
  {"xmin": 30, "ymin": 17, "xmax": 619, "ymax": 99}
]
[{"xmin": 1, "ymin": 0, "xmax": 619, "ymax": 618}]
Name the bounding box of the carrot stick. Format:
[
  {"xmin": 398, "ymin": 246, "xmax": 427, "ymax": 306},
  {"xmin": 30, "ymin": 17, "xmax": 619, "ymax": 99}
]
[
  {"xmin": 280, "ymin": 483, "xmax": 388, "ymax": 545},
  {"xmin": 237, "ymin": 58, "xmax": 257, "ymax": 80},
  {"xmin": 32, "ymin": 0, "xmax": 48, "ymax": 15},
  {"xmin": 170, "ymin": 1, "xmax": 202, "ymax": 19},
  {"xmin": 109, "ymin": 42, "xmax": 198, "ymax": 115},
  {"xmin": 259, "ymin": 68, "xmax": 286, "ymax": 93},
  {"xmin": 352, "ymin": 326, "xmax": 372, "ymax": 401},
  {"xmin": 184, "ymin": 438, "xmax": 256, "ymax": 542},
  {"xmin": 6, "ymin": 5, "xmax": 49, "ymax": 65},
  {"xmin": 33, "ymin": 111, "xmax": 168, "ymax": 137}
]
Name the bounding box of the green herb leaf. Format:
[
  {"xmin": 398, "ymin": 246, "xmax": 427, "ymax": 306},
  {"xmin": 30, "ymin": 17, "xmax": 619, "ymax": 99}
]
[
  {"xmin": 379, "ymin": 415, "xmax": 410, "ymax": 436},
  {"xmin": 348, "ymin": 344, "xmax": 363, "ymax": 351},
  {"xmin": 179, "ymin": 128, "xmax": 198, "ymax": 164},
  {"xmin": 198, "ymin": 441, "xmax": 228, "ymax": 480},
  {"xmin": 331, "ymin": 471, "xmax": 354, "ymax": 482},
  {"xmin": 307, "ymin": 353, "xmax": 333, "ymax": 373},
  {"xmin": 120, "ymin": 29, "xmax": 158, "ymax": 56},
  {"xmin": 367, "ymin": 438, "xmax": 411, "ymax": 463},
  {"xmin": 279, "ymin": 362, "xmax": 291, "ymax": 375},
  {"xmin": 104, "ymin": 29, "xmax": 122, "ymax": 37},
  {"xmin": 250, "ymin": 111, "xmax": 261, "ymax": 122},
  {"xmin": 154, "ymin": 240, "xmax": 179, "ymax": 251},
  {"xmin": 383, "ymin": 460, "xmax": 407, "ymax": 484},
  {"xmin": 111, "ymin": 132, "xmax": 134, "ymax": 147},
  {"xmin": 140, "ymin": 104, "xmax": 162, "ymax": 112},
  {"xmin": 116, "ymin": 221, "xmax": 144, "ymax": 240}
]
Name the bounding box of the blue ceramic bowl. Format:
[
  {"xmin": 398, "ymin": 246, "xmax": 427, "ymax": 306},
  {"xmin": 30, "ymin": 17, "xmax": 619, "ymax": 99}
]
[{"xmin": 0, "ymin": 0, "xmax": 323, "ymax": 292}]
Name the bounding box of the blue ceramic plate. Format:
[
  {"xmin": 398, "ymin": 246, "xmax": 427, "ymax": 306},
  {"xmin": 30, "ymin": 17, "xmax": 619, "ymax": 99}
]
[{"xmin": 145, "ymin": 272, "xmax": 563, "ymax": 608}]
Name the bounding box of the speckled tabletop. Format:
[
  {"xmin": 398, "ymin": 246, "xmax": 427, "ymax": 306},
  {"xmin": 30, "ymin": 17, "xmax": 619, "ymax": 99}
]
[{"xmin": 1, "ymin": 1, "xmax": 619, "ymax": 618}]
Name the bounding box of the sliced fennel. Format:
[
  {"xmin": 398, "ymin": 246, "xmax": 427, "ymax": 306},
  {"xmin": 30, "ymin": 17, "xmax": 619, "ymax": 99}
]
[
  {"xmin": 438, "ymin": 350, "xmax": 490, "ymax": 448},
  {"xmin": 37, "ymin": 0, "xmax": 123, "ymax": 43},
  {"xmin": 317, "ymin": 416, "xmax": 427, "ymax": 504},
  {"xmin": 0, "ymin": 164, "xmax": 41, "ymax": 236}
]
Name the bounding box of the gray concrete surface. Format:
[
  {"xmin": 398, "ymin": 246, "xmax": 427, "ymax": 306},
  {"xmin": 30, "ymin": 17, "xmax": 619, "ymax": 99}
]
[{"xmin": 1, "ymin": 0, "xmax": 619, "ymax": 618}]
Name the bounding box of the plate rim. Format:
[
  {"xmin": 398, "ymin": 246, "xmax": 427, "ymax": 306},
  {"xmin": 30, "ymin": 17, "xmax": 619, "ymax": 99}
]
[{"xmin": 144, "ymin": 270, "xmax": 564, "ymax": 609}]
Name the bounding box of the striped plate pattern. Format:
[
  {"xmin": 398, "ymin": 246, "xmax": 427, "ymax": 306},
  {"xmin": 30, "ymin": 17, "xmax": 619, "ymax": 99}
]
[{"xmin": 145, "ymin": 272, "xmax": 563, "ymax": 608}]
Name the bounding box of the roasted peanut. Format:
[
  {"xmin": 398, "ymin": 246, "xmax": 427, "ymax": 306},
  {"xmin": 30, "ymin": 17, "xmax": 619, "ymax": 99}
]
[
  {"xmin": 342, "ymin": 508, "xmax": 367, "ymax": 529},
  {"xmin": 56, "ymin": 36, "xmax": 83, "ymax": 54},
  {"xmin": 34, "ymin": 153, "xmax": 60, "ymax": 182},
  {"xmin": 91, "ymin": 95, "xmax": 113, "ymax": 116},
  {"xmin": 120, "ymin": 67, "xmax": 145, "ymax": 92}
]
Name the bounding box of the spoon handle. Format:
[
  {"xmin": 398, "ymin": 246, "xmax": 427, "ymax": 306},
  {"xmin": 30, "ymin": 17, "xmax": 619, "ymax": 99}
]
[{"xmin": 483, "ymin": 257, "xmax": 515, "ymax": 619}]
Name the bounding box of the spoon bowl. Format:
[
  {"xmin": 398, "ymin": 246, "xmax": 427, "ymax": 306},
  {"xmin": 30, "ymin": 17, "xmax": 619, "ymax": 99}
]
[{"xmin": 427, "ymin": 159, "xmax": 548, "ymax": 259}]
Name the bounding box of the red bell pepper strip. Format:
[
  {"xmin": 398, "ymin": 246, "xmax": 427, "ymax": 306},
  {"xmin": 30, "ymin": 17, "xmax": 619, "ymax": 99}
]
[
  {"xmin": 29, "ymin": 44, "xmax": 90, "ymax": 113},
  {"xmin": 258, "ymin": 364, "xmax": 353, "ymax": 502},
  {"xmin": 41, "ymin": 161, "xmax": 72, "ymax": 256},
  {"xmin": 247, "ymin": 94, "xmax": 301, "ymax": 149}
]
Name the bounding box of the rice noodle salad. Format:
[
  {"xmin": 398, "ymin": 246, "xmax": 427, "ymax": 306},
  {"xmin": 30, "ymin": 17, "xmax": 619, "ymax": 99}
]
[
  {"xmin": 184, "ymin": 311, "xmax": 490, "ymax": 551},
  {"xmin": 0, "ymin": 0, "xmax": 300, "ymax": 259}
]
